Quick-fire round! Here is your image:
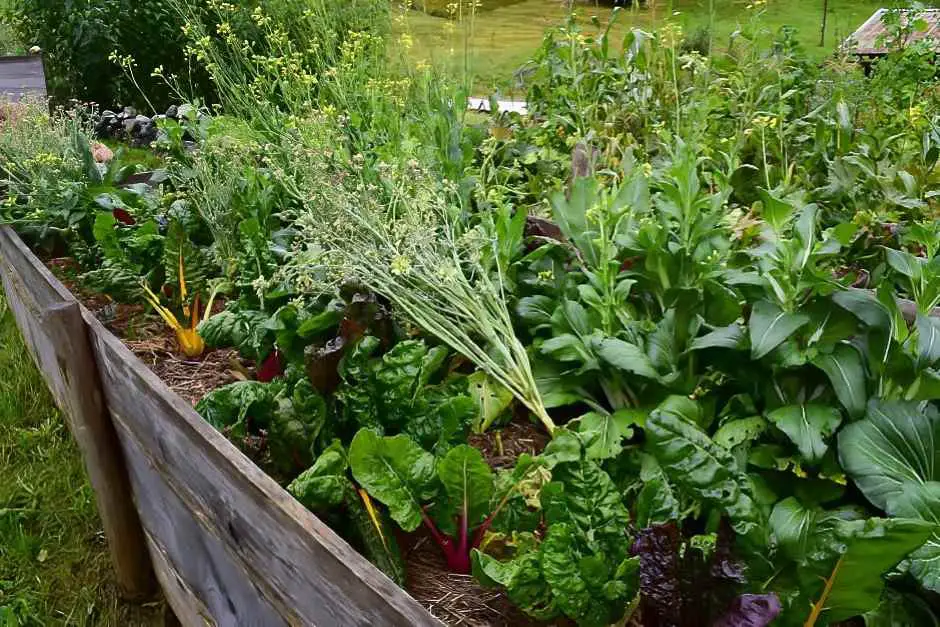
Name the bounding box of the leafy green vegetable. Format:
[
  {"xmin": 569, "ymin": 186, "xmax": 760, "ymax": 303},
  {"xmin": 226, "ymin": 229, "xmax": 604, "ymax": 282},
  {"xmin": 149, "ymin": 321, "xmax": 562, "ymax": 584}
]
[
  {"xmin": 802, "ymin": 517, "xmax": 936, "ymax": 625},
  {"xmin": 749, "ymin": 300, "xmax": 810, "ymax": 360},
  {"xmin": 467, "ymin": 371, "xmax": 513, "ymax": 433},
  {"xmin": 337, "ymin": 337, "xmax": 474, "ymax": 450},
  {"xmin": 766, "ymin": 405, "xmax": 842, "ymax": 464},
  {"xmin": 198, "ymin": 307, "xmax": 271, "ymax": 361},
  {"xmin": 885, "ymin": 481, "xmax": 940, "ymax": 593},
  {"xmin": 437, "ymin": 444, "xmax": 495, "ymax": 559},
  {"xmin": 348, "ymin": 430, "xmax": 437, "ymax": 531},
  {"xmin": 195, "ymin": 380, "xmax": 280, "ymax": 434},
  {"xmin": 645, "ymin": 397, "xmax": 761, "ymax": 534},
  {"xmin": 288, "ymin": 440, "xmax": 349, "ymax": 511},
  {"xmin": 812, "ymin": 344, "xmax": 867, "ymax": 418},
  {"xmin": 288, "ymin": 441, "xmax": 406, "ymax": 585},
  {"xmin": 575, "ymin": 409, "xmax": 642, "ymax": 460},
  {"xmin": 473, "ymin": 454, "xmax": 638, "ymax": 627},
  {"xmin": 838, "ymin": 400, "xmax": 940, "ymax": 510}
]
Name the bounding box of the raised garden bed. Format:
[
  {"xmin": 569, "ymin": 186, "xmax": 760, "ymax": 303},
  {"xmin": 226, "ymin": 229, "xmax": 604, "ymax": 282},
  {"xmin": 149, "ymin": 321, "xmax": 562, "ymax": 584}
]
[{"xmin": 0, "ymin": 224, "xmax": 440, "ymax": 626}]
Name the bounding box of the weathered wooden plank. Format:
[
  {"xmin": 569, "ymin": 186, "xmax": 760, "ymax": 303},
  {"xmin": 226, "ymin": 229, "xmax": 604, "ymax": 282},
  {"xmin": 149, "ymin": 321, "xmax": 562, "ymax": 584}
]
[
  {"xmin": 39, "ymin": 302, "xmax": 154, "ymax": 598},
  {"xmin": 116, "ymin": 418, "xmax": 283, "ymax": 627},
  {"xmin": 146, "ymin": 532, "xmax": 213, "ymax": 627},
  {"xmin": 0, "ymin": 56, "xmax": 47, "ymax": 101},
  {"xmin": 87, "ymin": 318, "xmax": 441, "ymax": 626}
]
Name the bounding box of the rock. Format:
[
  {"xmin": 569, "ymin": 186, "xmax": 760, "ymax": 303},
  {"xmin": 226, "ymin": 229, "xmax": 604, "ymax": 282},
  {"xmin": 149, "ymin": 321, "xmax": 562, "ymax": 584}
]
[{"xmin": 165, "ymin": 105, "xmax": 178, "ymax": 119}]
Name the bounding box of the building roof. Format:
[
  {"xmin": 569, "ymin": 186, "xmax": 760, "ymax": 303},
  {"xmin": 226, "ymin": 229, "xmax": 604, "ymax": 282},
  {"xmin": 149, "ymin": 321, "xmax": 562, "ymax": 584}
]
[{"xmin": 844, "ymin": 8, "xmax": 940, "ymax": 56}]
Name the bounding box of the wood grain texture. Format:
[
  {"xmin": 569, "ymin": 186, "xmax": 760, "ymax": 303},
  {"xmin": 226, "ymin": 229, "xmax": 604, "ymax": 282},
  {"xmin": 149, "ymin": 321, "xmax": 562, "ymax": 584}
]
[
  {"xmin": 0, "ymin": 56, "xmax": 47, "ymax": 101},
  {"xmin": 87, "ymin": 318, "xmax": 441, "ymax": 627},
  {"xmin": 0, "ymin": 226, "xmax": 440, "ymax": 627},
  {"xmin": 115, "ymin": 409, "xmax": 284, "ymax": 627},
  {"xmin": 40, "ymin": 302, "xmax": 154, "ymax": 598}
]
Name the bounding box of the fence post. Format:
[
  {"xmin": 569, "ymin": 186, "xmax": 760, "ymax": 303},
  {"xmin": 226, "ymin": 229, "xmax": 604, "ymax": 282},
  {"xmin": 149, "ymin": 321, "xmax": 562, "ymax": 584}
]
[{"xmin": 40, "ymin": 301, "xmax": 154, "ymax": 599}]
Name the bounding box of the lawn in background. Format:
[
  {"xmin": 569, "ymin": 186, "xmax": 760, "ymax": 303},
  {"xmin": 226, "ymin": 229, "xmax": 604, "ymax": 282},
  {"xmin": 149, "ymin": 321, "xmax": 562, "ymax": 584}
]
[
  {"xmin": 404, "ymin": 0, "xmax": 907, "ymax": 91},
  {"xmin": 0, "ymin": 297, "xmax": 164, "ymax": 626}
]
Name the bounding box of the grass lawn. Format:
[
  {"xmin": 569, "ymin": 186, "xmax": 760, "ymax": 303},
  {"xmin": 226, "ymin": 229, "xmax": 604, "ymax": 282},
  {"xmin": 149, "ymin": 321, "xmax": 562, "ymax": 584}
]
[
  {"xmin": 403, "ymin": 0, "xmax": 924, "ymax": 91},
  {"xmin": 0, "ymin": 297, "xmax": 164, "ymax": 626}
]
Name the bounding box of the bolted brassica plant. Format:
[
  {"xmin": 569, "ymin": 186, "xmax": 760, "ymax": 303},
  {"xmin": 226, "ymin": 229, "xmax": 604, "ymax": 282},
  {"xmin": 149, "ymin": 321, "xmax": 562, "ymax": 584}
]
[{"xmin": 278, "ymin": 154, "xmax": 555, "ymax": 433}]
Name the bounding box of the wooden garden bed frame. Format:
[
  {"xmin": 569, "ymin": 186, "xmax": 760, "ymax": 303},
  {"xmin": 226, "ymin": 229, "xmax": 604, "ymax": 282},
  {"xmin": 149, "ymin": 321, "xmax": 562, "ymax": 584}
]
[{"xmin": 0, "ymin": 224, "xmax": 442, "ymax": 627}]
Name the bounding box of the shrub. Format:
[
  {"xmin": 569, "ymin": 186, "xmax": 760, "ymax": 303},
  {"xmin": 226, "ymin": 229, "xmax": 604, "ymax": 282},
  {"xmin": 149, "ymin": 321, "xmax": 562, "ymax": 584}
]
[{"xmin": 3, "ymin": 0, "xmax": 210, "ymax": 110}]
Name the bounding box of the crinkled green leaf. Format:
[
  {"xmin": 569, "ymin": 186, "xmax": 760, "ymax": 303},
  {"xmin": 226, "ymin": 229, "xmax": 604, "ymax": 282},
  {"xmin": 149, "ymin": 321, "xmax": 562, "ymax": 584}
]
[
  {"xmin": 198, "ymin": 308, "xmax": 271, "ymax": 361},
  {"xmin": 287, "ymin": 440, "xmax": 349, "ymax": 511},
  {"xmin": 636, "ymin": 453, "xmax": 680, "ymax": 528},
  {"xmin": 348, "ymin": 430, "xmax": 437, "ymax": 531},
  {"xmin": 541, "ymin": 523, "xmax": 637, "ymax": 627},
  {"xmin": 646, "ymin": 397, "xmax": 761, "ymax": 535},
  {"xmin": 195, "ymin": 380, "xmax": 279, "ymax": 433},
  {"xmin": 472, "ymin": 546, "xmax": 558, "ymax": 620},
  {"xmin": 540, "ymin": 459, "xmax": 631, "ymax": 559}
]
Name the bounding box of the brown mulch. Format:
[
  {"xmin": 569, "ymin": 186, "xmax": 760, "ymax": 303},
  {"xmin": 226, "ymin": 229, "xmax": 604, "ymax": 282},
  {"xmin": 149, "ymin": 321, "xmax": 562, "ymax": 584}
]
[
  {"xmin": 123, "ymin": 332, "xmax": 239, "ymax": 406},
  {"xmin": 403, "ymin": 528, "xmax": 568, "ymax": 627},
  {"xmin": 469, "ymin": 418, "xmax": 551, "ymax": 469},
  {"xmin": 46, "ymin": 258, "xmax": 240, "ymax": 407}
]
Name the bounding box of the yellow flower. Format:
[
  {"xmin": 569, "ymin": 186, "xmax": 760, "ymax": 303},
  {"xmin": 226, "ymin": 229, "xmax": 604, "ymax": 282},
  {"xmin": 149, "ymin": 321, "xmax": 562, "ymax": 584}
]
[{"xmin": 390, "ymin": 255, "xmax": 412, "ymax": 275}]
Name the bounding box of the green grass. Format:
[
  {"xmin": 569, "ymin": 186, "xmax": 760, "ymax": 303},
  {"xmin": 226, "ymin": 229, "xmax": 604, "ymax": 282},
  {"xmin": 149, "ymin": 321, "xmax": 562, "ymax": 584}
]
[
  {"xmin": 403, "ymin": 0, "xmax": 919, "ymax": 91},
  {"xmin": 0, "ymin": 298, "xmax": 164, "ymax": 626}
]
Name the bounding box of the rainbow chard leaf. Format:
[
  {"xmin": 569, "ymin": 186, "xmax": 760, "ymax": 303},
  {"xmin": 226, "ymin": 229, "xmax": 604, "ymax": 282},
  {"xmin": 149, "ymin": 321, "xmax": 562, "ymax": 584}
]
[
  {"xmin": 436, "ymin": 444, "xmax": 495, "ymax": 572},
  {"xmin": 645, "ymin": 397, "xmax": 761, "ymax": 535},
  {"xmin": 802, "ymin": 517, "xmax": 936, "ymax": 625},
  {"xmin": 348, "ymin": 430, "xmax": 437, "ymax": 531}
]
